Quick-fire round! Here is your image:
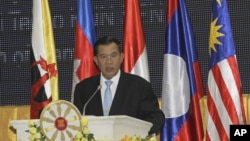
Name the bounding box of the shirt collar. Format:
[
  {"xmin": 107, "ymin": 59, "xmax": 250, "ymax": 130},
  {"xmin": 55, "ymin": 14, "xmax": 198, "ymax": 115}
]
[{"xmin": 100, "ymin": 70, "xmax": 121, "ymax": 85}]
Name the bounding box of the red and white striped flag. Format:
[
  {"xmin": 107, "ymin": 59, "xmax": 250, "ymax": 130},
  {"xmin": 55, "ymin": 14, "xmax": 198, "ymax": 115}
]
[
  {"xmin": 71, "ymin": 0, "xmax": 99, "ymax": 102},
  {"xmin": 123, "ymin": 0, "xmax": 150, "ymax": 81},
  {"xmin": 206, "ymin": 0, "xmax": 246, "ymax": 140},
  {"xmin": 31, "ymin": 0, "xmax": 59, "ymax": 119}
]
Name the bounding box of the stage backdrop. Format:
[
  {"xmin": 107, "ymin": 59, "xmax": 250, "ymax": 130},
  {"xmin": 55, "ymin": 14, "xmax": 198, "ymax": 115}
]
[{"xmin": 1, "ymin": 0, "xmax": 250, "ymax": 106}]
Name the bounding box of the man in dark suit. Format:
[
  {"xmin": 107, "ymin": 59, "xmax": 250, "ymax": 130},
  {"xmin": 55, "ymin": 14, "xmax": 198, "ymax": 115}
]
[{"xmin": 73, "ymin": 36, "xmax": 164, "ymax": 135}]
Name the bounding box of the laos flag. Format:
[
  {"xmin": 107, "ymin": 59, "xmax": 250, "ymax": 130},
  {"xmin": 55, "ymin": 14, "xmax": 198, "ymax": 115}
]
[{"xmin": 161, "ymin": 0, "xmax": 204, "ymax": 140}]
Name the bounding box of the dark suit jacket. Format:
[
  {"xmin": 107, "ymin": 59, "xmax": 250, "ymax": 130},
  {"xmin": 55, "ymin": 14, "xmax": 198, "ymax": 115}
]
[{"xmin": 73, "ymin": 71, "xmax": 164, "ymax": 134}]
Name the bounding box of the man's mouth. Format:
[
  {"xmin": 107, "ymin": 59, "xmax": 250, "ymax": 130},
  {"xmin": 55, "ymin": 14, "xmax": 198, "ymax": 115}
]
[{"xmin": 105, "ymin": 67, "xmax": 113, "ymax": 72}]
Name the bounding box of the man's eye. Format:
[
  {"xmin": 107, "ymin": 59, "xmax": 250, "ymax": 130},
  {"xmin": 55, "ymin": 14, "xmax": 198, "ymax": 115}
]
[
  {"xmin": 111, "ymin": 53, "xmax": 118, "ymax": 58},
  {"xmin": 99, "ymin": 55, "xmax": 107, "ymax": 59}
]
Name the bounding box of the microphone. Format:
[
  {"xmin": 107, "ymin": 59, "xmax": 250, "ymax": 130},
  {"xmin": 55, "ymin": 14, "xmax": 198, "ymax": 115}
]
[{"xmin": 82, "ymin": 85, "xmax": 102, "ymax": 116}]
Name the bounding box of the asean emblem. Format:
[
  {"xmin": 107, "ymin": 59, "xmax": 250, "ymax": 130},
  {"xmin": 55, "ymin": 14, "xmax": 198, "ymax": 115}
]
[{"xmin": 39, "ymin": 100, "xmax": 82, "ymax": 140}]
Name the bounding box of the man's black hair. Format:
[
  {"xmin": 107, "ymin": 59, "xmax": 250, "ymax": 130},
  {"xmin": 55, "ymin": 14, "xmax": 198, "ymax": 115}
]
[{"xmin": 94, "ymin": 36, "xmax": 122, "ymax": 56}]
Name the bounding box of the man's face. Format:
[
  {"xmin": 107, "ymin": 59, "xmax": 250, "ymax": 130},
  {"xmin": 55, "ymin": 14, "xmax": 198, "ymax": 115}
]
[{"xmin": 94, "ymin": 42, "xmax": 124, "ymax": 79}]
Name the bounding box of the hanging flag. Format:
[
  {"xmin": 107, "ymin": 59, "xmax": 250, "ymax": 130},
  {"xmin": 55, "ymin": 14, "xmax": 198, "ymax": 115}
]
[
  {"xmin": 31, "ymin": 0, "xmax": 59, "ymax": 119},
  {"xmin": 206, "ymin": 0, "xmax": 246, "ymax": 140},
  {"xmin": 123, "ymin": 0, "xmax": 150, "ymax": 81},
  {"xmin": 71, "ymin": 0, "xmax": 99, "ymax": 102},
  {"xmin": 161, "ymin": 0, "xmax": 204, "ymax": 140}
]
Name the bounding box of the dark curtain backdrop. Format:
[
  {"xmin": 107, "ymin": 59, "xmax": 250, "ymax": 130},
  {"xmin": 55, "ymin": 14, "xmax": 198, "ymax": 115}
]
[{"xmin": 0, "ymin": 0, "xmax": 250, "ymax": 106}]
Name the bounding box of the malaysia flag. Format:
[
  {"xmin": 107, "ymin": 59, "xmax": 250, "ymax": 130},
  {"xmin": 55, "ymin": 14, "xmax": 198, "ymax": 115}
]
[
  {"xmin": 71, "ymin": 0, "xmax": 99, "ymax": 102},
  {"xmin": 161, "ymin": 0, "xmax": 204, "ymax": 140},
  {"xmin": 31, "ymin": 0, "xmax": 59, "ymax": 119},
  {"xmin": 206, "ymin": 0, "xmax": 246, "ymax": 140},
  {"xmin": 122, "ymin": 0, "xmax": 150, "ymax": 81}
]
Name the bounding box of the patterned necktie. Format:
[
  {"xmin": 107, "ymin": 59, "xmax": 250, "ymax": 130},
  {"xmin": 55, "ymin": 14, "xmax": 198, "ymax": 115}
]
[{"xmin": 103, "ymin": 80, "xmax": 113, "ymax": 116}]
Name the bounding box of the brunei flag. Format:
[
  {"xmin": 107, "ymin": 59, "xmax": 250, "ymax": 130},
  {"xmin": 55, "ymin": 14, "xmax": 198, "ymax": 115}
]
[
  {"xmin": 123, "ymin": 0, "xmax": 150, "ymax": 81},
  {"xmin": 30, "ymin": 0, "xmax": 59, "ymax": 119}
]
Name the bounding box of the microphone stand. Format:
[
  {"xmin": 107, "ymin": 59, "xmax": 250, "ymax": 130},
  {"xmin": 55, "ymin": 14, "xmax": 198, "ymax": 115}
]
[{"xmin": 82, "ymin": 85, "xmax": 102, "ymax": 116}]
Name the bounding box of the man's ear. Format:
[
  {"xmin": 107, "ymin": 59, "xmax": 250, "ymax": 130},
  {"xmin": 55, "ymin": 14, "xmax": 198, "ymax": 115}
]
[
  {"xmin": 120, "ymin": 53, "xmax": 124, "ymax": 63},
  {"xmin": 94, "ymin": 56, "xmax": 98, "ymax": 65}
]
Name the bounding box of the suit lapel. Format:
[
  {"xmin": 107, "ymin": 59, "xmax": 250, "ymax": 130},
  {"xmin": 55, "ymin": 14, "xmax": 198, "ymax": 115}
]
[
  {"xmin": 86, "ymin": 75, "xmax": 104, "ymax": 116},
  {"xmin": 109, "ymin": 72, "xmax": 129, "ymax": 114}
]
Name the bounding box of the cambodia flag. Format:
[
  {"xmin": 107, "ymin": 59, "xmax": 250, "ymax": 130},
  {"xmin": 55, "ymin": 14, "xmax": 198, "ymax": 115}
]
[
  {"xmin": 123, "ymin": 0, "xmax": 150, "ymax": 81},
  {"xmin": 31, "ymin": 0, "xmax": 59, "ymax": 119},
  {"xmin": 161, "ymin": 0, "xmax": 204, "ymax": 140},
  {"xmin": 71, "ymin": 0, "xmax": 99, "ymax": 102},
  {"xmin": 206, "ymin": 0, "xmax": 246, "ymax": 140}
]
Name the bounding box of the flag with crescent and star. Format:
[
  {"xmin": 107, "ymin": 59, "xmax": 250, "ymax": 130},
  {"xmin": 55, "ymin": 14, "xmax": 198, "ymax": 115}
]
[
  {"xmin": 30, "ymin": 0, "xmax": 59, "ymax": 119},
  {"xmin": 206, "ymin": 0, "xmax": 246, "ymax": 140}
]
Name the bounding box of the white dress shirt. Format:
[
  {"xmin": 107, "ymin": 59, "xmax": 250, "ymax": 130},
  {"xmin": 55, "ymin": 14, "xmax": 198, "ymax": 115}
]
[{"xmin": 100, "ymin": 70, "xmax": 121, "ymax": 105}]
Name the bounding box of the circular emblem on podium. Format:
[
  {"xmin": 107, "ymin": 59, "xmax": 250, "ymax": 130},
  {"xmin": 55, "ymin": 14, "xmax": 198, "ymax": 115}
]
[{"xmin": 40, "ymin": 100, "xmax": 82, "ymax": 140}]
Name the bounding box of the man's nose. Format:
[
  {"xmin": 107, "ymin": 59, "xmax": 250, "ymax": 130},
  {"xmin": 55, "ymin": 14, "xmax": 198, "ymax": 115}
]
[{"xmin": 106, "ymin": 56, "xmax": 113, "ymax": 63}]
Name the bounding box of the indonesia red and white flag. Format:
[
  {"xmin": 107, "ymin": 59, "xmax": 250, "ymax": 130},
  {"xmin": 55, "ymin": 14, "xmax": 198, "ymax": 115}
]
[
  {"xmin": 123, "ymin": 0, "xmax": 150, "ymax": 81},
  {"xmin": 71, "ymin": 0, "xmax": 99, "ymax": 102},
  {"xmin": 31, "ymin": 0, "xmax": 59, "ymax": 119},
  {"xmin": 206, "ymin": 0, "xmax": 246, "ymax": 140}
]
